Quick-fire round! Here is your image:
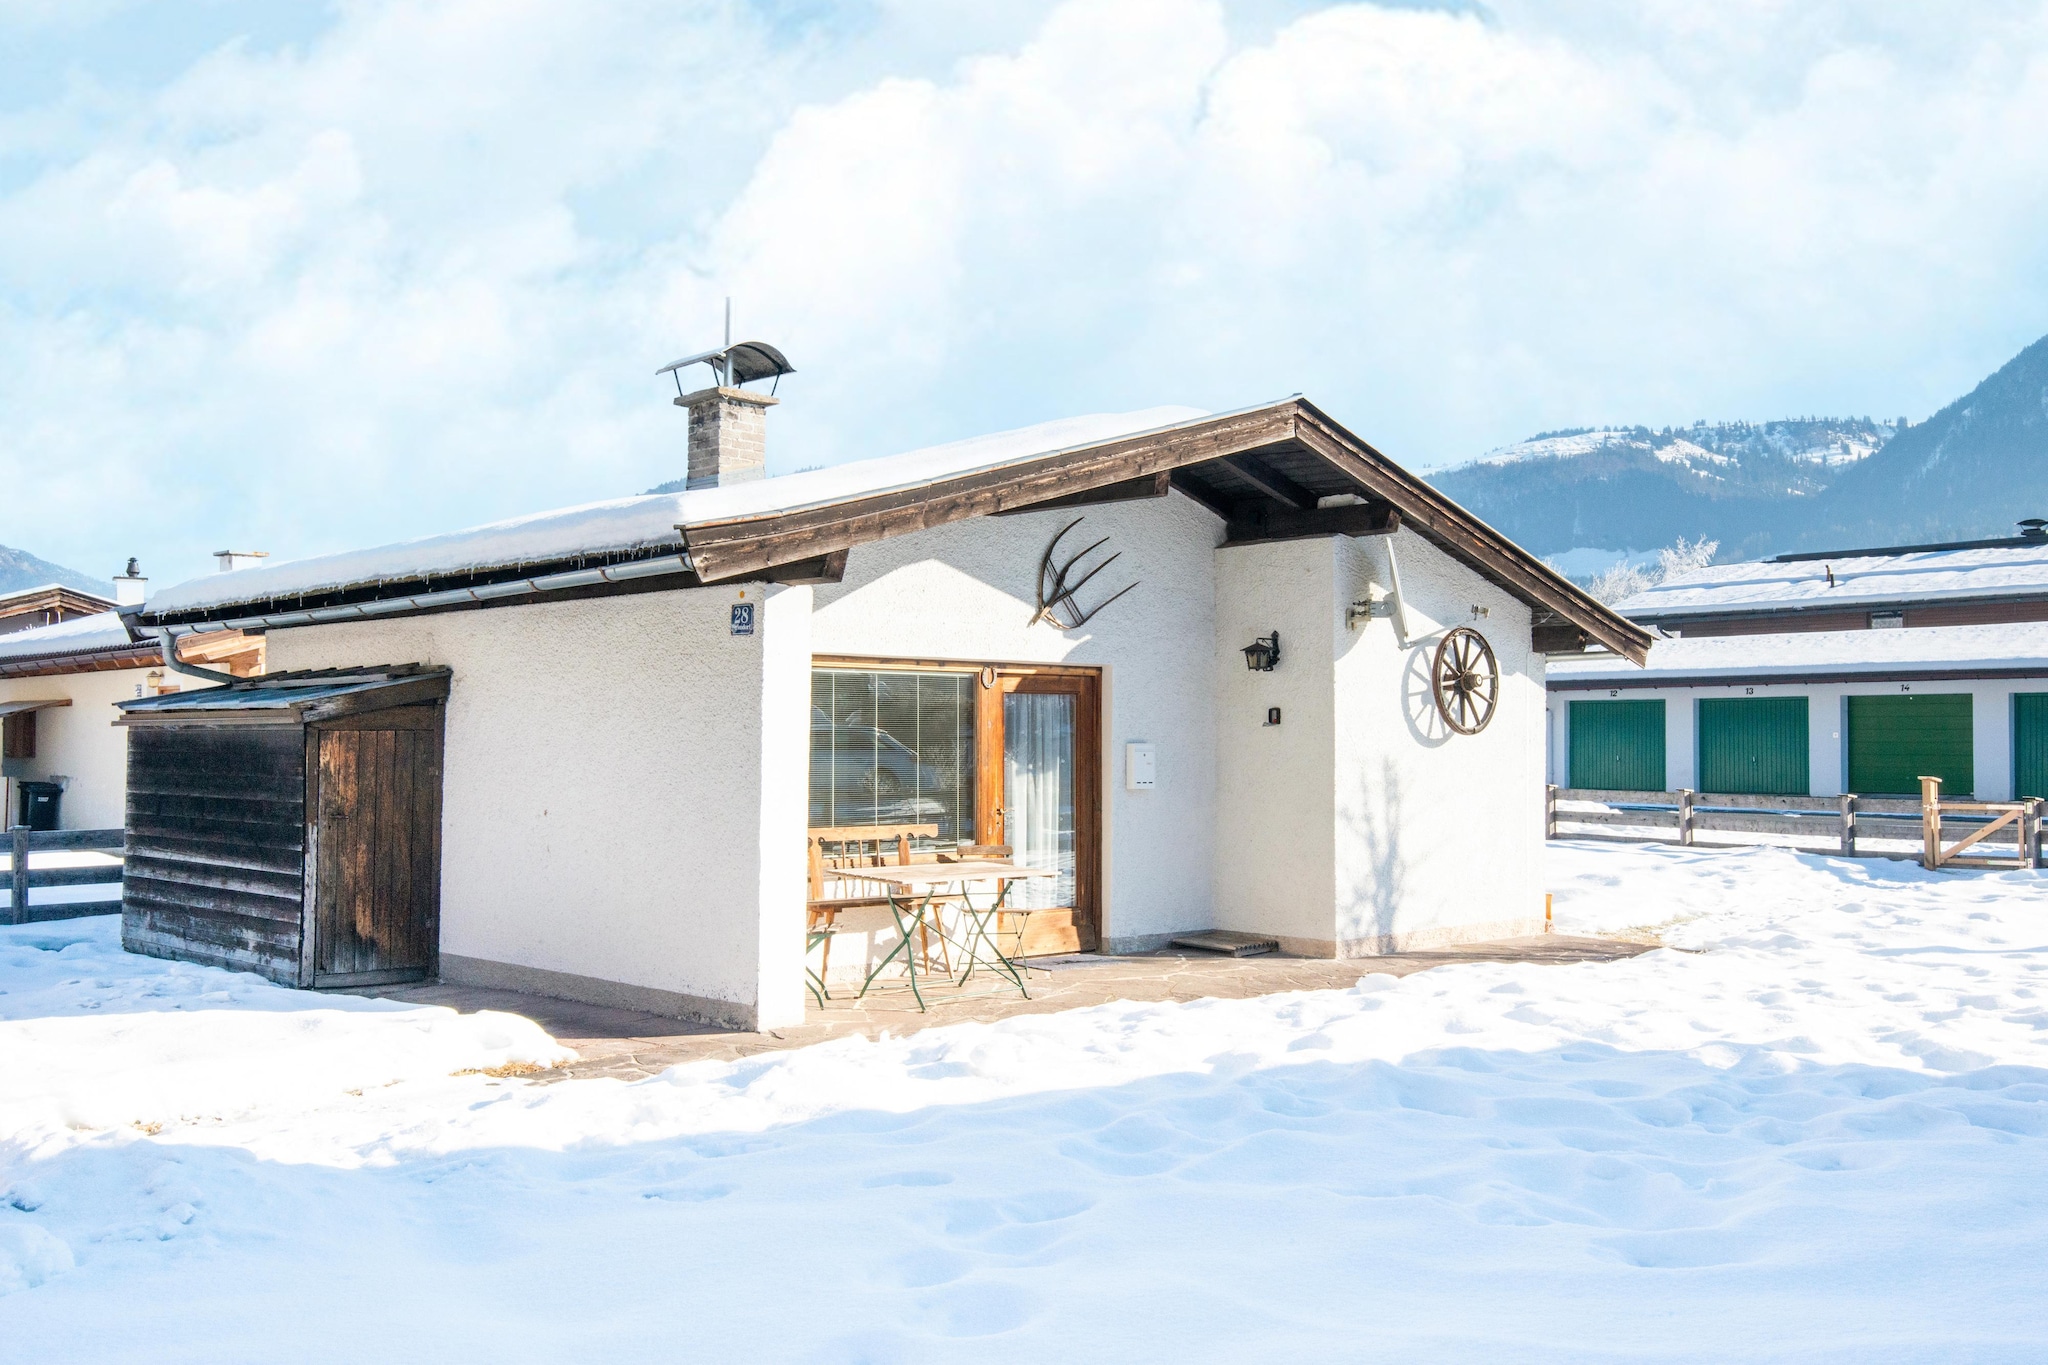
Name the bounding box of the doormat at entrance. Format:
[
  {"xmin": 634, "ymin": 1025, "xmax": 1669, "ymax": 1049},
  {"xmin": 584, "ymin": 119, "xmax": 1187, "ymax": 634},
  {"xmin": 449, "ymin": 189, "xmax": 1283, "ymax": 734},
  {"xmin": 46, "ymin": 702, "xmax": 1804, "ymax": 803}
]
[{"xmin": 1170, "ymin": 930, "xmax": 1280, "ymax": 957}]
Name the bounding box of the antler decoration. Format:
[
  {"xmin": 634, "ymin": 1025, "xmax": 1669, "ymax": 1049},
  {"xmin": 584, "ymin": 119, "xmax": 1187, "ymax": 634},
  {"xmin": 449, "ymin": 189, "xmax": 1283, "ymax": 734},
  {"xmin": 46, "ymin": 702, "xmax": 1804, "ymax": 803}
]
[{"xmin": 1033, "ymin": 517, "xmax": 1138, "ymax": 629}]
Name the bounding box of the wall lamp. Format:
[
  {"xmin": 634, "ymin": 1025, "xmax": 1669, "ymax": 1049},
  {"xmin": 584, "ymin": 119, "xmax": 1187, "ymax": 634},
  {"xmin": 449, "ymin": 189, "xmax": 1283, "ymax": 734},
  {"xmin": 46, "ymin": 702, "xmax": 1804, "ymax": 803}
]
[{"xmin": 1241, "ymin": 631, "xmax": 1281, "ymax": 672}]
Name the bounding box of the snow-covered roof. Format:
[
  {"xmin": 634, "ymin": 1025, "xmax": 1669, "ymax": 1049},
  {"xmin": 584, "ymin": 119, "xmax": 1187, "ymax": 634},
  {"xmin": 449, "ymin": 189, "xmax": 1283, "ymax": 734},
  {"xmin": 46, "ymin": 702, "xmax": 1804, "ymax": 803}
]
[
  {"xmin": 1550, "ymin": 622, "xmax": 2048, "ymax": 684},
  {"xmin": 0, "ymin": 610, "xmax": 136, "ymax": 663},
  {"xmin": 1616, "ymin": 544, "xmax": 2048, "ymax": 618},
  {"xmin": 145, "ymin": 405, "xmax": 1211, "ymax": 619},
  {"xmin": 0, "ymin": 581, "xmax": 114, "ymax": 610}
]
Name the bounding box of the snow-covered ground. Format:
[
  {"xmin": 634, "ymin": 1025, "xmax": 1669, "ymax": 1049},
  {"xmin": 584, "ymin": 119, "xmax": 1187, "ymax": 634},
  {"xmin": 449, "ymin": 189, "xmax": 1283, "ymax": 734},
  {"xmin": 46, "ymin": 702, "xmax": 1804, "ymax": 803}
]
[{"xmin": 4, "ymin": 842, "xmax": 2046, "ymax": 1361}]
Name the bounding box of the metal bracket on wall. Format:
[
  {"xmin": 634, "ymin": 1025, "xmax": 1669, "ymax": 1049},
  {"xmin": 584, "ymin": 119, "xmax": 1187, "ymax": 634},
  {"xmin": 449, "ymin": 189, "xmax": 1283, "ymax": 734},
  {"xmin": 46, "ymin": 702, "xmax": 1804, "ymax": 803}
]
[{"xmin": 1348, "ymin": 542, "xmax": 1413, "ymax": 645}]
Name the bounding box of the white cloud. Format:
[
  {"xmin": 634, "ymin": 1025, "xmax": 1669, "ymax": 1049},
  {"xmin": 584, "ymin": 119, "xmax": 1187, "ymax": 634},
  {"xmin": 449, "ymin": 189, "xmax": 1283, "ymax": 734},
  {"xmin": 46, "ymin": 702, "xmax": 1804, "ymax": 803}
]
[{"xmin": 2, "ymin": 0, "xmax": 2046, "ymax": 584}]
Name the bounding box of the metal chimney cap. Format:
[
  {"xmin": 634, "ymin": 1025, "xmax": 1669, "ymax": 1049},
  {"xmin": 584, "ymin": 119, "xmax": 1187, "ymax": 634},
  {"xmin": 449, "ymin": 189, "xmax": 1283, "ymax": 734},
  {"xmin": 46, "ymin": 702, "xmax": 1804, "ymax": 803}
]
[{"xmin": 655, "ymin": 341, "xmax": 794, "ymax": 388}]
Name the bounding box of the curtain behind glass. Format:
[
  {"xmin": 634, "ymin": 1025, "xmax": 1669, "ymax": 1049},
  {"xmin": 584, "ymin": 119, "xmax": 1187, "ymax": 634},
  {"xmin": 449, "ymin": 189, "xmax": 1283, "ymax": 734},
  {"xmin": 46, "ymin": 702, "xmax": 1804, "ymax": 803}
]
[
  {"xmin": 809, "ymin": 670, "xmax": 975, "ymax": 843},
  {"xmin": 1004, "ymin": 691, "xmax": 1075, "ymax": 909}
]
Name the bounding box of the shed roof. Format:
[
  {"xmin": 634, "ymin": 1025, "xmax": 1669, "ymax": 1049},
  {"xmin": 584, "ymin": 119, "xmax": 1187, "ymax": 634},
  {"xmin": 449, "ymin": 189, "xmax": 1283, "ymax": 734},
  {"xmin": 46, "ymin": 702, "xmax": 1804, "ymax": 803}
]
[
  {"xmin": 114, "ymin": 666, "xmax": 451, "ymax": 726},
  {"xmin": 131, "ymin": 398, "xmax": 1648, "ymax": 663},
  {"xmin": 0, "ymin": 698, "xmax": 71, "ymax": 718},
  {"xmin": 1615, "ymin": 544, "xmax": 2048, "ymax": 620}
]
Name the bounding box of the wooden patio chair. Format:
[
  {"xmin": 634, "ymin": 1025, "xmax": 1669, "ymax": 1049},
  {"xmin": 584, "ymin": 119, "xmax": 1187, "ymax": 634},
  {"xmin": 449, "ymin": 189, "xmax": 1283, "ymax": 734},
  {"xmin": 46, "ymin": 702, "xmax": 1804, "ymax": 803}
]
[{"xmin": 806, "ymin": 823, "xmax": 947, "ymax": 1000}]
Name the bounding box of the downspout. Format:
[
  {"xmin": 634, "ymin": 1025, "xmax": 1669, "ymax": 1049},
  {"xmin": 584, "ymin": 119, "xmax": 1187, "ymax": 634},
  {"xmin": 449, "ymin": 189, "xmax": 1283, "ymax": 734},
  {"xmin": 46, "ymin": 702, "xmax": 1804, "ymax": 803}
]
[{"xmin": 154, "ymin": 629, "xmax": 239, "ymax": 686}]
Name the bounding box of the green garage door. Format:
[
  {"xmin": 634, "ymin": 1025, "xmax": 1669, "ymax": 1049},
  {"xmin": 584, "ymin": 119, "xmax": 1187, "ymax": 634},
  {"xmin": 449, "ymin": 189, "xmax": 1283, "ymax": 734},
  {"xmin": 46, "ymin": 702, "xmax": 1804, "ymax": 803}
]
[
  {"xmin": 2016, "ymin": 694, "xmax": 2048, "ymax": 800},
  {"xmin": 1697, "ymin": 696, "xmax": 1810, "ymax": 795},
  {"xmin": 1847, "ymin": 693, "xmax": 1973, "ymax": 796},
  {"xmin": 1569, "ymin": 699, "xmax": 1666, "ymax": 790}
]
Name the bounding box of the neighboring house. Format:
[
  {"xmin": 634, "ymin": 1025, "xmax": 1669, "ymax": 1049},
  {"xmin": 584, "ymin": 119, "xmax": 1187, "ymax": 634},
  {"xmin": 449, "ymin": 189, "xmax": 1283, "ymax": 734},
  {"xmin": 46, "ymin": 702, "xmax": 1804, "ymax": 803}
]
[
  {"xmin": 0, "ymin": 582, "xmax": 117, "ymax": 636},
  {"xmin": 1548, "ymin": 526, "xmax": 2048, "ymax": 799},
  {"xmin": 1, "ymin": 564, "xmax": 263, "ymax": 829},
  {"xmin": 123, "ymin": 388, "xmax": 1644, "ymax": 1030}
]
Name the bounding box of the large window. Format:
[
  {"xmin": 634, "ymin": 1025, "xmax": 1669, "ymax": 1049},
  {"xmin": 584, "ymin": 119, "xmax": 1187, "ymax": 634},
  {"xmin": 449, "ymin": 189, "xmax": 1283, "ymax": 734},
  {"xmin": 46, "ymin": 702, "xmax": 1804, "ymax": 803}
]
[{"xmin": 809, "ymin": 669, "xmax": 976, "ymax": 841}]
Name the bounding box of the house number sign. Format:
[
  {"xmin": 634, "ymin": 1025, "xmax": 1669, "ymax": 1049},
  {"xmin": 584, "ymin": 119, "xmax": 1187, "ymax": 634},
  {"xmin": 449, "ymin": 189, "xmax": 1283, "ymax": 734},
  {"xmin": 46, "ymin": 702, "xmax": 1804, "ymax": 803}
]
[{"xmin": 730, "ymin": 602, "xmax": 755, "ymax": 636}]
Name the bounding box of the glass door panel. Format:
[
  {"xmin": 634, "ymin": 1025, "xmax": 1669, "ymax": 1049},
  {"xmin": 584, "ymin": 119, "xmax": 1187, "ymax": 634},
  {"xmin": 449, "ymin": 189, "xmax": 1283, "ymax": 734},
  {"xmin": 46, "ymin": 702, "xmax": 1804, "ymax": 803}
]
[{"xmin": 1002, "ymin": 691, "xmax": 1075, "ymax": 909}]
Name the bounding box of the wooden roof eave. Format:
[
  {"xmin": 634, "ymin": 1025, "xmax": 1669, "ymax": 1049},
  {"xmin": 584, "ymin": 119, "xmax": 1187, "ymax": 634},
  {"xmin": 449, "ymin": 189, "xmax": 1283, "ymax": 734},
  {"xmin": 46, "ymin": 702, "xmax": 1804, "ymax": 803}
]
[
  {"xmin": 678, "ymin": 397, "xmax": 1650, "ymax": 665},
  {"xmin": 1288, "ymin": 401, "xmax": 1652, "ymax": 666},
  {"xmin": 0, "ymin": 644, "xmax": 163, "ymax": 679},
  {"xmin": 676, "ymin": 403, "xmax": 1301, "ymax": 583}
]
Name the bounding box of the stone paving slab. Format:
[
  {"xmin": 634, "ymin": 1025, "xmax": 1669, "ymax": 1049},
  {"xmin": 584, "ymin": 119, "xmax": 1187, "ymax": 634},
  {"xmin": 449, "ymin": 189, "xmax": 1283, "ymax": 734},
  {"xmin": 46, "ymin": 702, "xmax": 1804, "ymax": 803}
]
[{"xmin": 369, "ymin": 934, "xmax": 1653, "ymax": 1083}]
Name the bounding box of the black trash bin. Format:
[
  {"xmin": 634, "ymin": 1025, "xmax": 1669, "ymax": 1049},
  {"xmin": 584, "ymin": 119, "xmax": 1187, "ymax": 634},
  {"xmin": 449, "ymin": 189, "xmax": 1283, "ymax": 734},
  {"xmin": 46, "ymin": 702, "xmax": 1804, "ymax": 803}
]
[{"xmin": 16, "ymin": 780, "xmax": 60, "ymax": 832}]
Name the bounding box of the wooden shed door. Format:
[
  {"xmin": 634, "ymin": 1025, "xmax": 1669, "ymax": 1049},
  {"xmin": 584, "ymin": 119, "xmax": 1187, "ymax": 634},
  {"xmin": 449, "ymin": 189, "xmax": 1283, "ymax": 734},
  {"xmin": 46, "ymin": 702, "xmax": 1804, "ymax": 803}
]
[{"xmin": 310, "ymin": 705, "xmax": 444, "ymax": 987}]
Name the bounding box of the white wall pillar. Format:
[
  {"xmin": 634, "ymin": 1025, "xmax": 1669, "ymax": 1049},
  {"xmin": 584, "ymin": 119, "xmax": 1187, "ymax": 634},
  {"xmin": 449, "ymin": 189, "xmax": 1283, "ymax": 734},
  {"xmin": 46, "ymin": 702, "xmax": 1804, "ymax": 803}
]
[
  {"xmin": 752, "ymin": 584, "xmax": 812, "ymax": 1029},
  {"xmin": 1811, "ymin": 688, "xmax": 1846, "ymax": 797},
  {"xmin": 1666, "ymin": 694, "xmax": 1695, "ymax": 791},
  {"xmin": 1212, "ymin": 538, "xmax": 1337, "ymax": 948},
  {"xmin": 1976, "ymin": 682, "xmax": 2013, "ymax": 801}
]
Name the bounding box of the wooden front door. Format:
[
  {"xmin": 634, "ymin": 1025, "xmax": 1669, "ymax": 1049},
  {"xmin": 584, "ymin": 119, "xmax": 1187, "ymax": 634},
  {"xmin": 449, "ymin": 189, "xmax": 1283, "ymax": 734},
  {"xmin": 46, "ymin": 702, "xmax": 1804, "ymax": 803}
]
[
  {"xmin": 980, "ymin": 669, "xmax": 1100, "ymax": 955},
  {"xmin": 308, "ymin": 704, "xmax": 444, "ymax": 987}
]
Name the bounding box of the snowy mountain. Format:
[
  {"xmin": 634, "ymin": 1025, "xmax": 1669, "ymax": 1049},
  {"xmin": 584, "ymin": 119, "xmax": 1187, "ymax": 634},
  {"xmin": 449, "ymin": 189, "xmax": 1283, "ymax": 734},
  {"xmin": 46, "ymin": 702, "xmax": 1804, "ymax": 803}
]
[
  {"xmin": 1428, "ymin": 418, "xmax": 1900, "ymax": 564},
  {"xmin": 1428, "ymin": 328, "xmax": 2048, "ymax": 567},
  {"xmin": 1802, "ymin": 332, "xmax": 2048, "ymax": 551},
  {"xmin": 0, "ymin": 543, "xmax": 111, "ymax": 598}
]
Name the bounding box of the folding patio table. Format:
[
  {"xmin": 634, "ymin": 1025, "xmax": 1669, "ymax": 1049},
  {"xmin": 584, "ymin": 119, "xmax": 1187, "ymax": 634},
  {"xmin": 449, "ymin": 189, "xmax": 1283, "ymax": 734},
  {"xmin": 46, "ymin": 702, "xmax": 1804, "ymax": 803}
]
[{"xmin": 836, "ymin": 860, "xmax": 1056, "ymax": 1010}]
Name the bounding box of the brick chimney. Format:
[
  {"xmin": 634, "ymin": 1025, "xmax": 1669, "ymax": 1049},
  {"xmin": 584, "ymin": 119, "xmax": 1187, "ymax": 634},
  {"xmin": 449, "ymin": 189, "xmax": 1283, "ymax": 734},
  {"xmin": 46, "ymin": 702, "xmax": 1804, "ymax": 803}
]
[{"xmin": 677, "ymin": 385, "xmax": 777, "ymax": 489}]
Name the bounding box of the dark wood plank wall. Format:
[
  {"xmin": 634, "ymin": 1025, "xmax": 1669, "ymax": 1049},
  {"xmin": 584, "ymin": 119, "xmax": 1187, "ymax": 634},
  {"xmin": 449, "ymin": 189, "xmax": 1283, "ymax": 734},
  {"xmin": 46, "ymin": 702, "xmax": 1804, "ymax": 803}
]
[
  {"xmin": 122, "ymin": 725, "xmax": 307, "ymax": 983},
  {"xmin": 309, "ymin": 705, "xmax": 443, "ymax": 987}
]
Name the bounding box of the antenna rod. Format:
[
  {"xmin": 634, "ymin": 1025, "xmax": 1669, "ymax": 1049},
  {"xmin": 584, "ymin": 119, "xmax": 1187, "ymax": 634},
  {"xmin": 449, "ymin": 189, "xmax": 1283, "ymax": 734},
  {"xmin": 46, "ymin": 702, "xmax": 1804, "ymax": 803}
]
[{"xmin": 723, "ymin": 296, "xmax": 732, "ymax": 387}]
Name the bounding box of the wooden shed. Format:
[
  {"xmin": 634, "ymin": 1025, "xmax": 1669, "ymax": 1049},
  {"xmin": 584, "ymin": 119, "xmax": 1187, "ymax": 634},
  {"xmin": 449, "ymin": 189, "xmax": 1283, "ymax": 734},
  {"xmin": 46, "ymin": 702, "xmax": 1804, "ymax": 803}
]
[{"xmin": 115, "ymin": 666, "xmax": 451, "ymax": 988}]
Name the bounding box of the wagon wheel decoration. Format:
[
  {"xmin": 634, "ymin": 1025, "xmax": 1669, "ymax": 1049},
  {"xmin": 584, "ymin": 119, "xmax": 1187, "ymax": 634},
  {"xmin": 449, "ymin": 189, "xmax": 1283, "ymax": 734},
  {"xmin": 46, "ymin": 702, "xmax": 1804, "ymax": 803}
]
[{"xmin": 1431, "ymin": 626, "xmax": 1499, "ymax": 735}]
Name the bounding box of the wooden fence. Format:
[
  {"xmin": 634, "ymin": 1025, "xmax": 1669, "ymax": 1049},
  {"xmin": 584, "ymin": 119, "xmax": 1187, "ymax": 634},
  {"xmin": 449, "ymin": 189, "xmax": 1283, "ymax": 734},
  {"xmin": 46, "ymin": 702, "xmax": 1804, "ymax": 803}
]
[
  {"xmin": 1546, "ymin": 786, "xmax": 2044, "ymax": 868},
  {"xmin": 6, "ymin": 827, "xmax": 124, "ymax": 924}
]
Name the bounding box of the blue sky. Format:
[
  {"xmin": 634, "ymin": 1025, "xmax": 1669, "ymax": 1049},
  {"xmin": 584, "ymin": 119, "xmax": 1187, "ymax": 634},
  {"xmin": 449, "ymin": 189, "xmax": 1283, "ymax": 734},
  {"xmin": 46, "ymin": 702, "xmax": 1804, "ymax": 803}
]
[{"xmin": 4, "ymin": 0, "xmax": 2047, "ymax": 589}]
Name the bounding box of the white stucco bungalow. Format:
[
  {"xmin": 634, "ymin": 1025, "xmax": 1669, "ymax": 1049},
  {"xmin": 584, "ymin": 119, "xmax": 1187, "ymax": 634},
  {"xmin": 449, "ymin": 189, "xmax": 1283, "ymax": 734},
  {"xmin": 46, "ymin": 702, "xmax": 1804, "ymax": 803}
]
[{"xmin": 123, "ymin": 394, "xmax": 1644, "ymax": 1029}]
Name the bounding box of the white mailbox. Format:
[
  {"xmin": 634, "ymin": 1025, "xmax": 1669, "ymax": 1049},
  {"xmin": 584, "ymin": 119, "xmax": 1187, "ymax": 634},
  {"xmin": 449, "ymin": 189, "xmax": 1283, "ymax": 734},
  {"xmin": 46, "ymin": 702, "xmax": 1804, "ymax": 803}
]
[{"xmin": 1126, "ymin": 742, "xmax": 1156, "ymax": 790}]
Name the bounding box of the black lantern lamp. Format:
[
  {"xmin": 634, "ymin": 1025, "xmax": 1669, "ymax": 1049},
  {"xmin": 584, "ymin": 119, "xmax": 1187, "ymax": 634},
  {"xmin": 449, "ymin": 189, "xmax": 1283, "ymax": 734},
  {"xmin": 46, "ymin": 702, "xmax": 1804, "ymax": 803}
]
[{"xmin": 1241, "ymin": 631, "xmax": 1281, "ymax": 672}]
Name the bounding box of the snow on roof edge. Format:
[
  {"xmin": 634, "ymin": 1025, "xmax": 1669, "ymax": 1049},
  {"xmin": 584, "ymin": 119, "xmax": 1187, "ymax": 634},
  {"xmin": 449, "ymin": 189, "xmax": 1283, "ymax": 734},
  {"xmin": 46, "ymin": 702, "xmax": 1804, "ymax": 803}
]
[
  {"xmin": 0, "ymin": 610, "xmax": 138, "ymax": 662},
  {"xmin": 142, "ymin": 402, "xmax": 1247, "ymax": 619},
  {"xmin": 0, "ymin": 581, "xmax": 114, "ymax": 606}
]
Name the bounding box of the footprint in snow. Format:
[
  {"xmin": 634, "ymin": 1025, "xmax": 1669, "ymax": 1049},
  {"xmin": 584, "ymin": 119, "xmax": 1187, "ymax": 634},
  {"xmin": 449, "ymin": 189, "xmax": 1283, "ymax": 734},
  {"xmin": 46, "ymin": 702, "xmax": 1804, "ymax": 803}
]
[{"xmin": 862, "ymin": 1171, "xmax": 953, "ymax": 1189}]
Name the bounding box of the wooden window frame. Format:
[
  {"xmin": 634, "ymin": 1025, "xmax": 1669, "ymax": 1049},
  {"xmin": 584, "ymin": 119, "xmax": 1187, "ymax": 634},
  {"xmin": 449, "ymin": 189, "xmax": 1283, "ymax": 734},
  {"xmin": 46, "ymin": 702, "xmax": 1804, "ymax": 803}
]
[{"xmin": 2, "ymin": 710, "xmax": 35, "ymax": 761}]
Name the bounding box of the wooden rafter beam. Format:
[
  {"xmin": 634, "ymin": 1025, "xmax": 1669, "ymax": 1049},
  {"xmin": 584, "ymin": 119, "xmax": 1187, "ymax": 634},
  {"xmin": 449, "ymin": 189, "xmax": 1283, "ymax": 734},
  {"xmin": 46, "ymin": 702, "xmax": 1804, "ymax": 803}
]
[
  {"xmin": 1219, "ymin": 454, "xmax": 1317, "ymax": 511},
  {"xmin": 1223, "ymin": 503, "xmax": 1399, "ymax": 546},
  {"xmin": 993, "ymin": 471, "xmax": 1170, "ymax": 516},
  {"xmin": 701, "ymin": 549, "xmax": 848, "ymax": 587},
  {"xmin": 1166, "ymin": 469, "xmax": 1247, "ymax": 523}
]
